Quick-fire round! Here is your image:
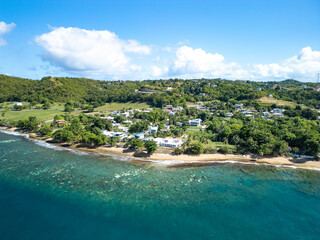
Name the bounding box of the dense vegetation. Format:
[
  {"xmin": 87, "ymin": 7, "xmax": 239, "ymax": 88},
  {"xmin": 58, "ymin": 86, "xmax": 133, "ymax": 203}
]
[
  {"xmin": 0, "ymin": 75, "xmax": 319, "ymax": 158},
  {"xmin": 1, "ymin": 75, "xmax": 319, "ymax": 108}
]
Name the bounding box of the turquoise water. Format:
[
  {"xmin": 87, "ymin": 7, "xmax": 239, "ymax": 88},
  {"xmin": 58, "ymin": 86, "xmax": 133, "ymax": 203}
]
[{"xmin": 0, "ymin": 131, "xmax": 320, "ymax": 240}]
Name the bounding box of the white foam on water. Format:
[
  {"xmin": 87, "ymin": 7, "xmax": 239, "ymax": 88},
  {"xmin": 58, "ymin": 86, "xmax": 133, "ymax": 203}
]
[{"xmin": 1, "ymin": 129, "xmax": 320, "ymax": 171}]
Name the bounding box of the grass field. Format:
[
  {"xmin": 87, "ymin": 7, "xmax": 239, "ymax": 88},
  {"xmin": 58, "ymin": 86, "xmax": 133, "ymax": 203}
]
[
  {"xmin": 95, "ymin": 102, "xmax": 151, "ymax": 112},
  {"xmin": 257, "ymin": 97, "xmax": 296, "ymax": 107},
  {"xmin": 0, "ymin": 109, "xmax": 82, "ymax": 121}
]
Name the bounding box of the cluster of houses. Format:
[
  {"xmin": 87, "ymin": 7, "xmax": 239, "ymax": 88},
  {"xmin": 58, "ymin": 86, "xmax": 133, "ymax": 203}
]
[
  {"xmin": 162, "ymin": 105, "xmax": 184, "ymax": 116},
  {"xmin": 233, "ymin": 103, "xmax": 284, "ymax": 118}
]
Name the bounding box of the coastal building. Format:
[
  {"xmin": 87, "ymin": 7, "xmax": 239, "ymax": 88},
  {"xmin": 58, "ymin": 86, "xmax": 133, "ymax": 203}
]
[
  {"xmin": 153, "ymin": 137, "xmax": 183, "ymax": 148},
  {"xmin": 101, "ymin": 131, "xmax": 128, "ymax": 140}
]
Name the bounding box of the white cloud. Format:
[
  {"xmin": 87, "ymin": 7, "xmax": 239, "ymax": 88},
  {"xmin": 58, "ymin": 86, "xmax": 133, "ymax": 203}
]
[
  {"xmin": 164, "ymin": 46, "xmax": 244, "ymax": 79},
  {"xmin": 151, "ymin": 65, "xmax": 169, "ymax": 77},
  {"xmin": 253, "ymin": 47, "xmax": 320, "ymax": 80},
  {"xmin": 151, "ymin": 46, "xmax": 320, "ymax": 81},
  {"xmin": 0, "ymin": 21, "xmax": 15, "ymax": 46},
  {"xmin": 35, "ymin": 27, "xmax": 151, "ymax": 78}
]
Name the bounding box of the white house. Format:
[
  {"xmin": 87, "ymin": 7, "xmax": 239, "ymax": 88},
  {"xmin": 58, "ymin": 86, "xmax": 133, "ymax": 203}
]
[
  {"xmin": 118, "ymin": 126, "xmax": 129, "ymax": 132},
  {"xmin": 233, "ymin": 104, "xmax": 243, "ymax": 109},
  {"xmin": 101, "ymin": 131, "xmax": 128, "ymax": 140},
  {"xmin": 149, "ymin": 126, "xmax": 158, "ymax": 134},
  {"xmin": 189, "ymin": 119, "xmax": 202, "ymax": 127},
  {"xmin": 153, "ymin": 137, "xmax": 183, "ymax": 148},
  {"xmin": 120, "ymin": 112, "xmax": 130, "ymax": 118},
  {"xmin": 225, "ymin": 112, "xmax": 233, "ymax": 117},
  {"xmin": 14, "ymin": 102, "xmax": 23, "ymax": 106}
]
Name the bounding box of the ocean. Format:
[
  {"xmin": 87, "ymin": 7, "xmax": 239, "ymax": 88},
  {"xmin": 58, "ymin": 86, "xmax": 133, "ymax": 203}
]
[{"xmin": 0, "ymin": 131, "xmax": 320, "ymax": 240}]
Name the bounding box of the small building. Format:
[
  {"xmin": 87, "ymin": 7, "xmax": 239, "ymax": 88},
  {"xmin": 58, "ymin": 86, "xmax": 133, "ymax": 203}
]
[
  {"xmin": 189, "ymin": 119, "xmax": 202, "ymax": 127},
  {"xmin": 120, "ymin": 112, "xmax": 130, "ymax": 118},
  {"xmin": 233, "ymin": 104, "xmax": 243, "ymax": 109},
  {"xmin": 101, "ymin": 131, "xmax": 128, "ymax": 139},
  {"xmin": 14, "ymin": 102, "xmax": 23, "ymax": 106},
  {"xmin": 149, "ymin": 126, "xmax": 158, "ymax": 134},
  {"xmin": 225, "ymin": 112, "xmax": 233, "ymax": 117},
  {"xmin": 199, "ymin": 93, "xmax": 206, "ymax": 96},
  {"xmin": 161, "ymin": 137, "xmax": 183, "ymax": 148},
  {"xmin": 134, "ymin": 133, "xmax": 145, "ymax": 139},
  {"xmin": 118, "ymin": 126, "xmax": 129, "ymax": 132}
]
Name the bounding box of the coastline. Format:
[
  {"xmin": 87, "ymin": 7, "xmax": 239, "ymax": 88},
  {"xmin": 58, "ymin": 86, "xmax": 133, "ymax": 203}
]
[{"xmin": 1, "ymin": 126, "xmax": 320, "ymax": 171}]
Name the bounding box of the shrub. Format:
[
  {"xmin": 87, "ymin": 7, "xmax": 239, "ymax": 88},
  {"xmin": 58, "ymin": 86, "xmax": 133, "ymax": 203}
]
[
  {"xmin": 174, "ymin": 147, "xmax": 183, "ymax": 155},
  {"xmin": 218, "ymin": 146, "xmax": 231, "ymax": 154}
]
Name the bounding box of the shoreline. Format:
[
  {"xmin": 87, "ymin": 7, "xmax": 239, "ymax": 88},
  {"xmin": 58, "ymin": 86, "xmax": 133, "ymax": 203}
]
[{"xmin": 1, "ymin": 126, "xmax": 320, "ymax": 171}]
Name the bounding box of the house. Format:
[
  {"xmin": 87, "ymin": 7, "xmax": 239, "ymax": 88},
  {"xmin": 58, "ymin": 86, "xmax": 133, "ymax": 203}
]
[
  {"xmin": 176, "ymin": 122, "xmax": 183, "ymax": 127},
  {"xmin": 120, "ymin": 112, "xmax": 130, "ymax": 118},
  {"xmin": 123, "ymin": 120, "xmax": 133, "ymax": 124},
  {"xmin": 189, "ymin": 119, "xmax": 202, "ymax": 126},
  {"xmin": 161, "ymin": 137, "xmax": 183, "ymax": 148},
  {"xmin": 301, "ymin": 85, "xmax": 307, "ymax": 88},
  {"xmin": 169, "ymin": 111, "xmax": 176, "ymax": 116},
  {"xmin": 268, "ymin": 94, "xmax": 273, "ymax": 98},
  {"xmin": 257, "ymin": 88, "xmax": 261, "ymax": 91},
  {"xmin": 100, "ymin": 116, "xmax": 114, "ymax": 120},
  {"xmin": 134, "ymin": 133, "xmax": 145, "ymax": 139},
  {"xmin": 56, "ymin": 119, "xmax": 67, "ymax": 127},
  {"xmin": 101, "ymin": 131, "xmax": 128, "ymax": 139},
  {"xmin": 262, "ymin": 112, "xmax": 271, "ymax": 118},
  {"xmin": 225, "ymin": 112, "xmax": 233, "ymax": 117},
  {"xmin": 233, "ymin": 104, "xmax": 243, "ymax": 109},
  {"xmin": 199, "ymin": 93, "xmax": 206, "ymax": 96},
  {"xmin": 153, "ymin": 137, "xmax": 183, "ymax": 148},
  {"xmin": 273, "ymin": 108, "xmax": 284, "ymax": 117},
  {"xmin": 14, "ymin": 102, "xmax": 23, "ymax": 106},
  {"xmin": 149, "ymin": 126, "xmax": 158, "ymax": 134},
  {"xmin": 143, "ymin": 137, "xmax": 154, "ymax": 142},
  {"xmin": 118, "ymin": 126, "xmax": 129, "ymax": 132}
]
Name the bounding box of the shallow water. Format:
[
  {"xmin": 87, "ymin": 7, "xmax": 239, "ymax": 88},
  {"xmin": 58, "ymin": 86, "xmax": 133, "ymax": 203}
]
[{"xmin": 0, "ymin": 132, "xmax": 320, "ymax": 240}]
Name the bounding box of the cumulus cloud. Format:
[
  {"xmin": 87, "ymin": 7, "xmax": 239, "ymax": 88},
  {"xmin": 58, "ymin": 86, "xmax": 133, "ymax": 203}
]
[
  {"xmin": 151, "ymin": 46, "xmax": 320, "ymax": 81},
  {"xmin": 157, "ymin": 46, "xmax": 245, "ymax": 79},
  {"xmin": 0, "ymin": 21, "xmax": 15, "ymax": 46},
  {"xmin": 253, "ymin": 47, "xmax": 320, "ymax": 80},
  {"xmin": 35, "ymin": 27, "xmax": 151, "ymax": 78}
]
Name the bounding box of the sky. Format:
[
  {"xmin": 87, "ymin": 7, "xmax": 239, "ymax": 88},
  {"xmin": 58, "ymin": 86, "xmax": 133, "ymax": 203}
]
[{"xmin": 0, "ymin": 0, "xmax": 319, "ymax": 81}]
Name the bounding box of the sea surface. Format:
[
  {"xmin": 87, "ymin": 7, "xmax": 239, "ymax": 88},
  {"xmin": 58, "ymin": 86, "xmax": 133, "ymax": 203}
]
[{"xmin": 0, "ymin": 131, "xmax": 320, "ymax": 240}]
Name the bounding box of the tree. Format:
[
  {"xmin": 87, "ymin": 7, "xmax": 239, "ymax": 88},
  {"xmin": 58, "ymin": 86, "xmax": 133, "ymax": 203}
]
[
  {"xmin": 305, "ymin": 138, "xmax": 320, "ymax": 157},
  {"xmin": 42, "ymin": 101, "xmax": 52, "ymax": 110},
  {"xmin": 144, "ymin": 140, "xmax": 157, "ymax": 154},
  {"xmin": 128, "ymin": 138, "xmax": 144, "ymax": 150},
  {"xmin": 129, "ymin": 120, "xmax": 149, "ymax": 133},
  {"xmin": 39, "ymin": 124, "xmax": 53, "ymax": 135},
  {"xmin": 64, "ymin": 105, "xmax": 74, "ymax": 113},
  {"xmin": 53, "ymin": 129, "xmax": 75, "ymax": 142},
  {"xmin": 184, "ymin": 142, "xmax": 204, "ymax": 155}
]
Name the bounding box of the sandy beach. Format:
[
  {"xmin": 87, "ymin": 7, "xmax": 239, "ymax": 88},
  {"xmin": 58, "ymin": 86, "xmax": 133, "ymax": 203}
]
[{"xmin": 1, "ymin": 126, "xmax": 320, "ymax": 170}]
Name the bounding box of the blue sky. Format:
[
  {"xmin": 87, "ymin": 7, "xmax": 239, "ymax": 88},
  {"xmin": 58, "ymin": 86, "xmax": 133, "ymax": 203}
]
[{"xmin": 0, "ymin": 0, "xmax": 319, "ymax": 81}]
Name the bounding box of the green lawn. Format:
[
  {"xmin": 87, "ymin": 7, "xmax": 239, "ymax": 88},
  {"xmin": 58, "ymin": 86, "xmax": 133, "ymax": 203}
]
[
  {"xmin": 95, "ymin": 102, "xmax": 151, "ymax": 112},
  {"xmin": 0, "ymin": 109, "xmax": 81, "ymax": 121}
]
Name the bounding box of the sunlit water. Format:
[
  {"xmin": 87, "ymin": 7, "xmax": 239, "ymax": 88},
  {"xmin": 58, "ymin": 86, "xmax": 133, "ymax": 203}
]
[{"xmin": 0, "ymin": 131, "xmax": 320, "ymax": 240}]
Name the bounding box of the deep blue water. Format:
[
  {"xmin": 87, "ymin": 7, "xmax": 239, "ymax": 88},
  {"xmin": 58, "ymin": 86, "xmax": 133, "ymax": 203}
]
[{"xmin": 0, "ymin": 131, "xmax": 320, "ymax": 240}]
